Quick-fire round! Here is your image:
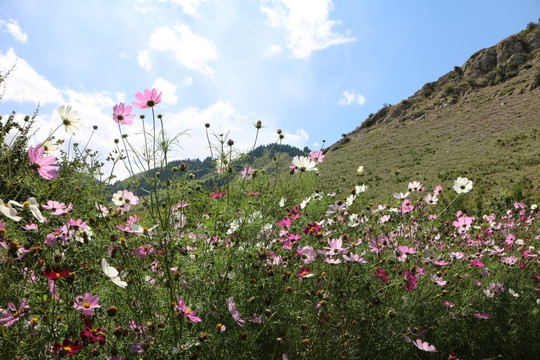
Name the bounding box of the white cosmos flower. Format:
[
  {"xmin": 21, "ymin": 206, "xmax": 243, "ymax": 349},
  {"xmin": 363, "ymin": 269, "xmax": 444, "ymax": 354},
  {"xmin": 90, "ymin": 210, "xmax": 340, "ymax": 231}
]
[
  {"xmin": 393, "ymin": 192, "xmax": 410, "ymax": 200},
  {"xmin": 345, "ymin": 194, "xmax": 356, "ymax": 207},
  {"xmin": 8, "ymin": 198, "xmax": 44, "ymax": 223},
  {"xmin": 357, "ymin": 166, "xmax": 364, "ymax": 176},
  {"xmin": 300, "ymin": 196, "xmax": 311, "ymax": 209},
  {"xmin": 0, "ymin": 199, "xmax": 22, "ymax": 221},
  {"xmin": 112, "ymin": 190, "xmax": 126, "ymax": 206},
  {"xmin": 291, "ymin": 156, "xmax": 318, "ymax": 172},
  {"xmin": 57, "ymin": 105, "xmax": 82, "ymax": 135},
  {"xmin": 101, "ymin": 258, "xmax": 127, "ymax": 288},
  {"xmin": 453, "ymin": 177, "xmax": 473, "ymax": 194},
  {"xmin": 41, "ymin": 140, "xmax": 57, "ymax": 154},
  {"xmin": 355, "ymin": 184, "xmax": 368, "ymax": 193}
]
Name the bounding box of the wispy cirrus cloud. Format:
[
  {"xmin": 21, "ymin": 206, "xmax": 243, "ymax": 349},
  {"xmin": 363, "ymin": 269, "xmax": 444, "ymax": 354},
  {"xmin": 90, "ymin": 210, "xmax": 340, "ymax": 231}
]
[
  {"xmin": 339, "ymin": 90, "xmax": 365, "ymax": 106},
  {"xmin": 260, "ymin": 0, "xmax": 354, "ymax": 58},
  {"xmin": 148, "ymin": 25, "xmax": 218, "ymax": 78},
  {"xmin": 0, "ymin": 18, "xmax": 27, "ymax": 43}
]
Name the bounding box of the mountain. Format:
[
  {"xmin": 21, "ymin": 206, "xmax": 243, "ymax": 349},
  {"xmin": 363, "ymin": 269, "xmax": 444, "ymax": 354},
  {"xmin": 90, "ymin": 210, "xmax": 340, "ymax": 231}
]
[
  {"xmin": 318, "ymin": 22, "xmax": 540, "ymax": 206},
  {"xmin": 110, "ymin": 143, "xmax": 309, "ymax": 194}
]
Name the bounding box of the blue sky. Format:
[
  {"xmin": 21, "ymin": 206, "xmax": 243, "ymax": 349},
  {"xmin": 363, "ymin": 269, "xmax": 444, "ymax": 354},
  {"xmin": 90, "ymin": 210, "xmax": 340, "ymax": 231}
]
[{"xmin": 1, "ymin": 0, "xmax": 538, "ymax": 178}]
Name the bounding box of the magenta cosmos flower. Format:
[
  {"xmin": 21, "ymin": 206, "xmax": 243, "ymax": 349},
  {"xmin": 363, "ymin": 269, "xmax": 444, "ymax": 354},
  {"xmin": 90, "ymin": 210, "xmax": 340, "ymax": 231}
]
[
  {"xmin": 0, "ymin": 298, "xmax": 29, "ymax": 327},
  {"xmin": 175, "ymin": 296, "xmax": 201, "ymax": 323},
  {"xmin": 28, "ymin": 145, "xmax": 59, "ymax": 180},
  {"xmin": 133, "ymin": 88, "xmax": 162, "ymax": 109},
  {"xmin": 73, "ymin": 292, "xmax": 101, "ymax": 316},
  {"xmin": 113, "ymin": 103, "xmax": 136, "ymax": 125}
]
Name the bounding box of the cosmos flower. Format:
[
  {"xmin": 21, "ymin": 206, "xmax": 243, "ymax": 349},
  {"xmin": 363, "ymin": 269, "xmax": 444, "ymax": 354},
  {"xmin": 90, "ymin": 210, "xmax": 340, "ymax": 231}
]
[
  {"xmin": 101, "ymin": 259, "xmax": 127, "ymax": 288},
  {"xmin": 73, "ymin": 292, "xmax": 101, "ymax": 316},
  {"xmin": 80, "ymin": 318, "xmax": 106, "ymax": 345},
  {"xmin": 57, "ymin": 105, "xmax": 82, "ymax": 135},
  {"xmin": 308, "ymin": 150, "xmax": 324, "ymax": 163},
  {"xmin": 413, "ymin": 339, "xmax": 436, "ymax": 352},
  {"xmin": 52, "ymin": 338, "xmax": 83, "ymax": 356},
  {"xmin": 28, "ymin": 145, "xmax": 59, "ymax": 180},
  {"xmin": 226, "ymin": 297, "xmax": 245, "ymax": 327},
  {"xmin": 133, "ymin": 88, "xmax": 162, "ymax": 109},
  {"xmin": 291, "ymin": 156, "xmax": 318, "ymax": 172},
  {"xmin": 453, "ymin": 177, "xmax": 473, "ymax": 194},
  {"xmin": 113, "ymin": 103, "xmax": 136, "ymax": 125},
  {"xmin": 42, "ymin": 200, "xmax": 73, "ymax": 215},
  {"xmin": 42, "ymin": 267, "xmax": 69, "ymax": 280},
  {"xmin": 176, "ymin": 296, "xmax": 202, "ymax": 323},
  {"xmin": 0, "ymin": 298, "xmax": 29, "ymax": 327}
]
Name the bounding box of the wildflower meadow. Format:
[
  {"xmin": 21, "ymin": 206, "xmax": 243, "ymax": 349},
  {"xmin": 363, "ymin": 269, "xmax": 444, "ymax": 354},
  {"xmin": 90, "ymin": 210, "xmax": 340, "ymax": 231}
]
[{"xmin": 0, "ymin": 87, "xmax": 539, "ymax": 359}]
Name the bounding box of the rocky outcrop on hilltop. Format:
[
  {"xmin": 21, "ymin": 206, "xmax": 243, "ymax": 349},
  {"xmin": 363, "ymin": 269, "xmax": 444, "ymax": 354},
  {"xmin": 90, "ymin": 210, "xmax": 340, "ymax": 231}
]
[{"xmin": 332, "ymin": 23, "xmax": 540, "ymax": 145}]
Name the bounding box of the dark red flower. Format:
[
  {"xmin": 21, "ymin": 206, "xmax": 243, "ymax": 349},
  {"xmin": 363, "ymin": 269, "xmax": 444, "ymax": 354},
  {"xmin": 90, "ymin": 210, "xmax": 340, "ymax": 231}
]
[
  {"xmin": 42, "ymin": 267, "xmax": 69, "ymax": 280},
  {"xmin": 80, "ymin": 318, "xmax": 106, "ymax": 345},
  {"xmin": 52, "ymin": 338, "xmax": 83, "ymax": 356}
]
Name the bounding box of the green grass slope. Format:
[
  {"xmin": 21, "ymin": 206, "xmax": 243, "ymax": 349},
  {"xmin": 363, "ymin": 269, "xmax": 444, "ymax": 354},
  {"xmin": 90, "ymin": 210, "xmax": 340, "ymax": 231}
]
[{"xmin": 318, "ymin": 24, "xmax": 540, "ymax": 206}]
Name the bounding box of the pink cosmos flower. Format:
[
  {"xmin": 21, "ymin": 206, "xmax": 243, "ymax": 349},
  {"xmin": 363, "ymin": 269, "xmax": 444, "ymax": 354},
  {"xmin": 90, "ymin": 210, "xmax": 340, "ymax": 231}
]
[
  {"xmin": 133, "ymin": 88, "xmax": 162, "ymax": 109},
  {"xmin": 297, "ymin": 245, "xmax": 317, "ymax": 264},
  {"xmin": 400, "ymin": 199, "xmax": 414, "ymax": 213},
  {"xmin": 453, "ymin": 215, "xmax": 474, "ymax": 234},
  {"xmin": 403, "ymin": 269, "xmax": 418, "ymax": 292},
  {"xmin": 0, "ymin": 298, "xmax": 29, "ymax": 327},
  {"xmin": 211, "ymin": 192, "xmax": 225, "ymax": 199},
  {"xmin": 308, "ymin": 150, "xmax": 325, "ymax": 163},
  {"xmin": 375, "ymin": 268, "xmax": 389, "ymax": 283},
  {"xmin": 241, "ymin": 167, "xmax": 254, "ymax": 179},
  {"xmin": 42, "ymin": 200, "xmax": 73, "ymax": 215},
  {"xmin": 430, "ymin": 274, "xmax": 447, "ymax": 286},
  {"xmin": 296, "ymin": 267, "xmax": 311, "ymax": 278},
  {"xmin": 343, "ymin": 252, "xmax": 367, "ymax": 263},
  {"xmin": 28, "ymin": 145, "xmax": 59, "ymax": 180},
  {"xmin": 48, "ymin": 279, "xmax": 61, "ymax": 301},
  {"xmin": 474, "ymin": 313, "xmax": 491, "ymax": 319},
  {"xmin": 226, "ymin": 297, "xmax": 245, "ymax": 327},
  {"xmin": 113, "ymin": 103, "xmax": 136, "ymax": 125},
  {"xmin": 73, "ymin": 292, "xmax": 101, "ymax": 316},
  {"xmin": 470, "ymin": 260, "xmax": 484, "ymax": 268},
  {"xmin": 413, "ymin": 339, "xmax": 436, "ymax": 352},
  {"xmin": 433, "ymin": 185, "xmax": 443, "ymax": 195},
  {"xmin": 176, "ymin": 296, "xmax": 202, "ymax": 323}
]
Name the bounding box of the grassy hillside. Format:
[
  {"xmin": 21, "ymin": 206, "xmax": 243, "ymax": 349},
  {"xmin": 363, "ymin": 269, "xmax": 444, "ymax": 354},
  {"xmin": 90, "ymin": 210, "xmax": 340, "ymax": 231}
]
[{"xmin": 318, "ymin": 23, "xmax": 540, "ymax": 206}]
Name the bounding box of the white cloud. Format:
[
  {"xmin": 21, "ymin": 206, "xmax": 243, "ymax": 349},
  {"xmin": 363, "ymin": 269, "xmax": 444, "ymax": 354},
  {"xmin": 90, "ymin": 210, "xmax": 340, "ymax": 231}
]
[
  {"xmin": 264, "ymin": 45, "xmax": 282, "ymax": 56},
  {"xmin": 137, "ymin": 50, "xmax": 152, "ymax": 70},
  {"xmin": 184, "ymin": 77, "xmax": 193, "ymax": 86},
  {"xmin": 170, "ymin": 0, "xmax": 209, "ymax": 16},
  {"xmin": 149, "ymin": 25, "xmax": 218, "ymax": 78},
  {"xmin": 339, "ymin": 90, "xmax": 365, "ymax": 106},
  {"xmin": 0, "ymin": 48, "xmax": 63, "ymax": 104},
  {"xmin": 152, "ymin": 78, "xmax": 178, "ymax": 105},
  {"xmin": 282, "ymin": 128, "xmax": 309, "ymax": 148},
  {"xmin": 260, "ymin": 0, "xmax": 355, "ymax": 58},
  {"xmin": 0, "ymin": 18, "xmax": 28, "ymax": 43}
]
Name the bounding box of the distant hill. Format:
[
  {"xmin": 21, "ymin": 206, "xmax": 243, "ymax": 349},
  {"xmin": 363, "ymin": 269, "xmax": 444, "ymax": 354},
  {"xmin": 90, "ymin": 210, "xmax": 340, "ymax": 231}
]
[
  {"xmin": 318, "ymin": 22, "xmax": 540, "ymax": 206},
  {"xmin": 110, "ymin": 143, "xmax": 309, "ymax": 194}
]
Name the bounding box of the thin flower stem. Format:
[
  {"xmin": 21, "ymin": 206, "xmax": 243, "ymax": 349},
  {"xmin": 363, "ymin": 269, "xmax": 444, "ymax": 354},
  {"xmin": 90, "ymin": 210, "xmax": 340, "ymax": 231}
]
[{"xmin": 437, "ymin": 193, "xmax": 460, "ymax": 218}]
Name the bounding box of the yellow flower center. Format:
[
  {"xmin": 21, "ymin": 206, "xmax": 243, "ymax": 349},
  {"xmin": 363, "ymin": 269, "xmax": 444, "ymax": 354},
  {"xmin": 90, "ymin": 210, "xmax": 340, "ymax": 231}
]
[
  {"xmin": 31, "ymin": 317, "xmax": 38, "ymax": 324},
  {"xmin": 23, "ymin": 201, "xmax": 31, "ymax": 209},
  {"xmin": 83, "ymin": 302, "xmax": 91, "ymax": 309},
  {"xmin": 12, "ymin": 311, "xmax": 19, "ymax": 318},
  {"xmin": 63, "ymin": 346, "xmax": 72, "ymax": 352},
  {"xmin": 186, "ymin": 308, "xmax": 192, "ymax": 315}
]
